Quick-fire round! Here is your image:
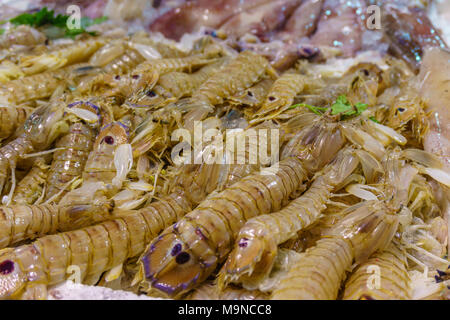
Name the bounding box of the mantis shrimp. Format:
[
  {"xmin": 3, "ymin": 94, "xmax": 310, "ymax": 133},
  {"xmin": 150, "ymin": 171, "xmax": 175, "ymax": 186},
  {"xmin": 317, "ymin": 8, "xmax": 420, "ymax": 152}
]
[
  {"xmin": 19, "ymin": 39, "xmax": 105, "ymax": 75},
  {"xmin": 44, "ymin": 103, "xmax": 99, "ymax": 202},
  {"xmin": 137, "ymin": 116, "xmax": 349, "ymax": 298},
  {"xmin": 251, "ymin": 71, "xmax": 307, "ymax": 123},
  {"xmin": 126, "ymin": 60, "xmax": 225, "ymax": 109},
  {"xmin": 0, "ymin": 63, "xmax": 95, "ymax": 104},
  {"xmin": 182, "ymin": 50, "xmax": 276, "ymax": 129},
  {"xmin": 219, "ymin": 146, "xmax": 360, "ymax": 288},
  {"xmin": 228, "ymin": 79, "xmax": 274, "ymax": 109},
  {"xmin": 0, "ymin": 101, "xmax": 68, "ymax": 201},
  {"xmin": 0, "ymin": 128, "xmax": 274, "ymax": 298},
  {"xmin": 12, "ymin": 157, "xmax": 49, "ymax": 205},
  {"xmin": 342, "ymin": 242, "xmax": 412, "ymax": 300},
  {"xmin": 271, "ymin": 146, "xmax": 449, "ymax": 300},
  {"xmin": 0, "ymin": 104, "xmax": 33, "ymax": 141},
  {"xmin": 0, "ymin": 25, "xmax": 46, "ymax": 49}
]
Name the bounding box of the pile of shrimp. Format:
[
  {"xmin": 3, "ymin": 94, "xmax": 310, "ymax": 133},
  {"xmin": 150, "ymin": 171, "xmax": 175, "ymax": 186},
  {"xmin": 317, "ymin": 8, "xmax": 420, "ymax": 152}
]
[{"xmin": 0, "ymin": 4, "xmax": 448, "ymax": 300}]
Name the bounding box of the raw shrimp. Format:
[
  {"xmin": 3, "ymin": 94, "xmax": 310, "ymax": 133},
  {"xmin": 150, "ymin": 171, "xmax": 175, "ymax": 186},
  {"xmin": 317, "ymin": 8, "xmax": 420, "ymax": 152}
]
[
  {"xmin": 0, "ymin": 105, "xmax": 33, "ymax": 141},
  {"xmin": 129, "ymin": 52, "xmax": 221, "ymax": 93},
  {"xmin": 45, "ymin": 121, "xmax": 96, "ymax": 202},
  {"xmin": 183, "ymin": 50, "xmax": 275, "ymax": 127},
  {"xmin": 0, "ymin": 102, "xmax": 67, "ymax": 197},
  {"xmin": 0, "ymin": 63, "xmax": 92, "ymax": 104},
  {"xmin": 19, "ymin": 39, "xmax": 104, "ymax": 75},
  {"xmin": 0, "ymin": 200, "xmax": 112, "ymax": 250},
  {"xmin": 228, "ymin": 79, "xmax": 273, "ymax": 109},
  {"xmin": 219, "ymin": 147, "xmax": 360, "ymax": 287},
  {"xmin": 102, "ymin": 49, "xmax": 146, "ymax": 75},
  {"xmin": 270, "ymin": 148, "xmax": 427, "ymax": 300},
  {"xmin": 271, "ymin": 201, "xmax": 399, "ymax": 300},
  {"xmin": 342, "ymin": 243, "xmax": 411, "ymax": 300},
  {"xmin": 139, "ymin": 156, "xmax": 307, "ymax": 298},
  {"xmin": 251, "ymin": 71, "xmax": 307, "ymax": 123},
  {"xmin": 186, "ymin": 282, "xmax": 268, "ymax": 300},
  {"xmin": 0, "ymin": 191, "xmax": 192, "ymax": 299},
  {"xmin": 127, "ymin": 60, "xmax": 224, "ymax": 108},
  {"xmin": 81, "ymin": 121, "xmax": 130, "ymax": 188},
  {"xmin": 12, "ymin": 157, "xmax": 49, "ymax": 205},
  {"xmin": 0, "ymin": 25, "xmax": 46, "ymax": 49}
]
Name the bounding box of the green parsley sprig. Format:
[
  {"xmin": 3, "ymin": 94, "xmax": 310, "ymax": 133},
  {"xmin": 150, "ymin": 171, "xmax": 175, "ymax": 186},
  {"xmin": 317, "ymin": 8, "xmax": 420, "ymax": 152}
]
[
  {"xmin": 290, "ymin": 95, "xmax": 372, "ymax": 121},
  {"xmin": 5, "ymin": 7, "xmax": 107, "ymax": 38}
]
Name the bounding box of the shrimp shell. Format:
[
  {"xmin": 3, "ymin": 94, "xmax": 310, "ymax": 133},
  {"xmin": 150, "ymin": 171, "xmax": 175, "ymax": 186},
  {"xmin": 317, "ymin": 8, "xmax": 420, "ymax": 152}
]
[
  {"xmin": 103, "ymin": 49, "xmax": 146, "ymax": 75},
  {"xmin": 272, "ymin": 237, "xmax": 353, "ymax": 300},
  {"xmin": 128, "ymin": 61, "xmax": 224, "ymax": 108},
  {"xmin": 220, "ymin": 147, "xmax": 359, "ymax": 287},
  {"xmin": 12, "ymin": 157, "xmax": 49, "ymax": 205},
  {"xmin": 228, "ymin": 79, "xmax": 274, "ymax": 108},
  {"xmin": 0, "ymin": 105, "xmax": 33, "ymax": 141},
  {"xmin": 271, "ymin": 201, "xmax": 400, "ymax": 300},
  {"xmin": 343, "ymin": 243, "xmax": 411, "ymax": 300},
  {"xmin": 0, "ymin": 25, "xmax": 46, "ymax": 49},
  {"xmin": 186, "ymin": 282, "xmax": 268, "ymax": 300},
  {"xmin": 45, "ymin": 122, "xmax": 96, "ymax": 202},
  {"xmin": 183, "ymin": 50, "xmax": 274, "ymax": 126},
  {"xmin": 0, "ymin": 201, "xmax": 112, "ymax": 249},
  {"xmin": 139, "ymin": 156, "xmax": 307, "ymax": 298},
  {"xmin": 252, "ymin": 72, "xmax": 306, "ymax": 122},
  {"xmin": 82, "ymin": 122, "xmax": 129, "ymax": 186},
  {"xmin": 0, "ymin": 64, "xmax": 88, "ymax": 104},
  {"xmin": 20, "ymin": 40, "xmax": 104, "ymax": 76},
  {"xmin": 0, "ymin": 192, "xmax": 191, "ymax": 299}
]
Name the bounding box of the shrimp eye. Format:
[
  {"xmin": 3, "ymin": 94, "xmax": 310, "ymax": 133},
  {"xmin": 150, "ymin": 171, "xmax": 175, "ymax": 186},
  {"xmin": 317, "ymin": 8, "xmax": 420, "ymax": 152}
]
[
  {"xmin": 132, "ymin": 75, "xmax": 140, "ymax": 80},
  {"xmin": 0, "ymin": 260, "xmax": 14, "ymax": 275},
  {"xmin": 104, "ymin": 135, "xmax": 114, "ymax": 145},
  {"xmin": 362, "ymin": 69, "xmax": 369, "ymax": 76},
  {"xmin": 114, "ymin": 75, "xmax": 120, "ymax": 80},
  {"xmin": 397, "ymin": 107, "xmax": 405, "ymax": 112},
  {"xmin": 238, "ymin": 238, "xmax": 249, "ymax": 248},
  {"xmin": 171, "ymin": 243, "xmax": 182, "ymax": 256},
  {"xmin": 146, "ymin": 90, "xmax": 157, "ymax": 97},
  {"xmin": 268, "ymin": 96, "xmax": 276, "ymax": 102},
  {"xmin": 175, "ymin": 252, "xmax": 190, "ymax": 264},
  {"xmin": 247, "ymin": 91, "xmax": 254, "ymax": 97}
]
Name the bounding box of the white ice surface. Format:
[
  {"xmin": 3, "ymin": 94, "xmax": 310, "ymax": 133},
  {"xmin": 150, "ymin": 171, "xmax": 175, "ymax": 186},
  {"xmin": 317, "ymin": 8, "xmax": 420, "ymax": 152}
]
[{"xmin": 48, "ymin": 281, "xmax": 165, "ymax": 300}]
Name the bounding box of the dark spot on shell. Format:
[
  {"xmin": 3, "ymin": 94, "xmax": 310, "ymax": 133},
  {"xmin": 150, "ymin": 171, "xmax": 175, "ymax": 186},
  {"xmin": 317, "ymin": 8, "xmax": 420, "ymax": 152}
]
[
  {"xmin": 362, "ymin": 69, "xmax": 369, "ymax": 76},
  {"xmin": 436, "ymin": 269, "xmax": 447, "ymax": 277},
  {"xmin": 115, "ymin": 75, "xmax": 120, "ymax": 80},
  {"xmin": 171, "ymin": 244, "xmax": 182, "ymax": 256},
  {"xmin": 146, "ymin": 90, "xmax": 157, "ymax": 97},
  {"xmin": 175, "ymin": 252, "xmax": 190, "ymax": 264},
  {"xmin": 195, "ymin": 228, "xmax": 207, "ymax": 240},
  {"xmin": 104, "ymin": 136, "xmax": 114, "ymax": 145},
  {"xmin": 247, "ymin": 91, "xmax": 254, "ymax": 97},
  {"xmin": 238, "ymin": 238, "xmax": 248, "ymax": 248},
  {"xmin": 397, "ymin": 107, "xmax": 405, "ymax": 112},
  {"xmin": 268, "ymin": 96, "xmax": 276, "ymax": 101},
  {"xmin": 0, "ymin": 260, "xmax": 14, "ymax": 275},
  {"xmin": 132, "ymin": 75, "xmax": 139, "ymax": 80}
]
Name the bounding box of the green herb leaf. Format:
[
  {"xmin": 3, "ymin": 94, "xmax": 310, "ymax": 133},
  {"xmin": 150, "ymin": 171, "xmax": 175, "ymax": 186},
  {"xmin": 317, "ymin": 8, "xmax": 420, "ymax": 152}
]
[
  {"xmin": 10, "ymin": 7, "xmax": 68, "ymax": 28},
  {"xmin": 330, "ymin": 95, "xmax": 368, "ymax": 119},
  {"xmin": 8, "ymin": 7, "xmax": 107, "ymax": 39},
  {"xmin": 289, "ymin": 103, "xmax": 328, "ymax": 115},
  {"xmin": 0, "ymin": 29, "xmax": 4, "ymax": 35},
  {"xmin": 369, "ymin": 116, "xmax": 380, "ymax": 123}
]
